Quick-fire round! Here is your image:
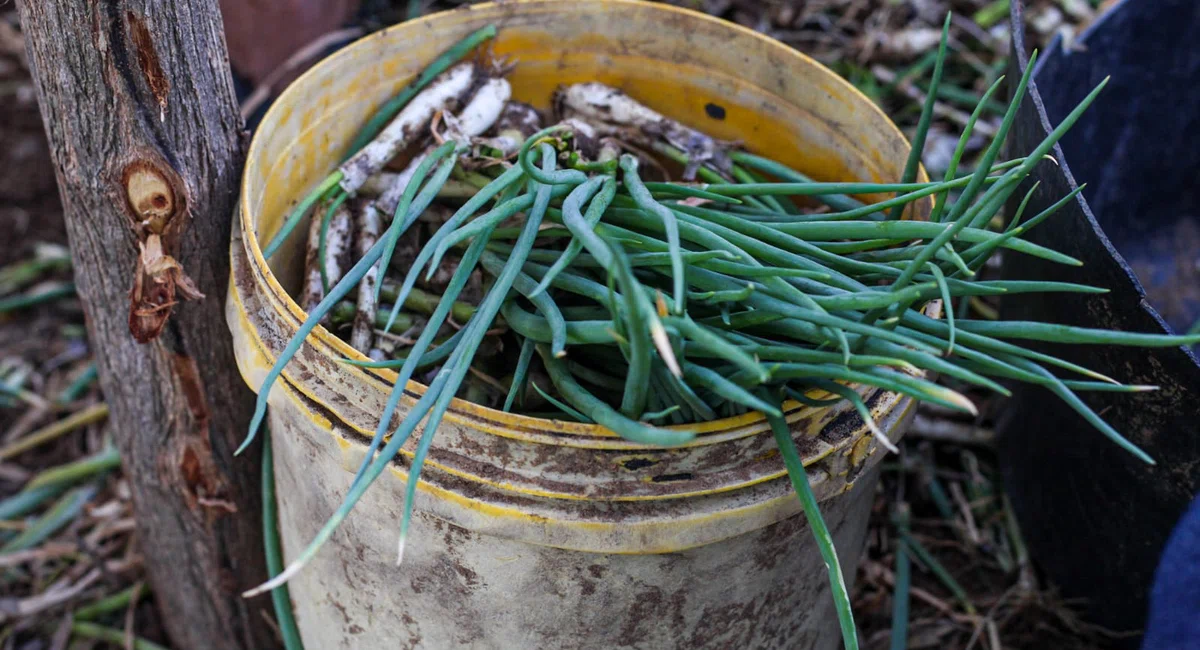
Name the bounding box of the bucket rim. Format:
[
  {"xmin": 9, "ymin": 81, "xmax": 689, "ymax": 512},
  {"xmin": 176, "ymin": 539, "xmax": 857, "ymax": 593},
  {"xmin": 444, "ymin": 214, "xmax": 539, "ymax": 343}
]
[{"xmin": 238, "ymin": 0, "xmax": 930, "ymax": 442}]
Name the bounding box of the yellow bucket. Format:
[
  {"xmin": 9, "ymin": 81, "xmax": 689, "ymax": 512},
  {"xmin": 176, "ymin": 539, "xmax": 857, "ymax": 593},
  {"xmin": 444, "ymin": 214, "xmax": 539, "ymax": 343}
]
[{"xmin": 227, "ymin": 1, "xmax": 927, "ymax": 648}]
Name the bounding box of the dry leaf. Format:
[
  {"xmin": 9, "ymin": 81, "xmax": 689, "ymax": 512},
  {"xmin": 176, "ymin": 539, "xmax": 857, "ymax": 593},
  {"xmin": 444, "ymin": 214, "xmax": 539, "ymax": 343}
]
[{"xmin": 128, "ymin": 234, "xmax": 204, "ymax": 343}]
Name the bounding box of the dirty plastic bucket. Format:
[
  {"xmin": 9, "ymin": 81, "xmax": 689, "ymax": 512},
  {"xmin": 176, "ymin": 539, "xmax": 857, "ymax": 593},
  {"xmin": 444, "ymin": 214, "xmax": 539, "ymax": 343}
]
[{"xmin": 226, "ymin": 1, "xmax": 928, "ymax": 648}]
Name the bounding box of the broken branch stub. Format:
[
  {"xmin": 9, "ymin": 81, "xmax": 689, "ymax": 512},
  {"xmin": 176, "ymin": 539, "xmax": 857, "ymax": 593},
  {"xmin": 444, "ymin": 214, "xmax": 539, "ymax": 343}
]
[{"xmin": 120, "ymin": 157, "xmax": 204, "ymax": 343}]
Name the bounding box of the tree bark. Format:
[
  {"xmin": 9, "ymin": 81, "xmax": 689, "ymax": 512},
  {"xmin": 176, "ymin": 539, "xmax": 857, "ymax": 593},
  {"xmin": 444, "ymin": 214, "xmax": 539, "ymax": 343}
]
[{"xmin": 15, "ymin": 2, "xmax": 276, "ymax": 649}]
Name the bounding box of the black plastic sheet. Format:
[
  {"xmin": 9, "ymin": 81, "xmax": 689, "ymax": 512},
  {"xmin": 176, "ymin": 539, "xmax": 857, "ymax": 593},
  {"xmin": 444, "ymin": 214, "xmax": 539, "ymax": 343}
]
[{"xmin": 1001, "ymin": 0, "xmax": 1200, "ymax": 641}]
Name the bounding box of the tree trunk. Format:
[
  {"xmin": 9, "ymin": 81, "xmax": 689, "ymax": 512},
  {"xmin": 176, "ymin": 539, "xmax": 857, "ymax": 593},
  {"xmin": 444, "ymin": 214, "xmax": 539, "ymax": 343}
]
[{"xmin": 15, "ymin": 2, "xmax": 277, "ymax": 649}]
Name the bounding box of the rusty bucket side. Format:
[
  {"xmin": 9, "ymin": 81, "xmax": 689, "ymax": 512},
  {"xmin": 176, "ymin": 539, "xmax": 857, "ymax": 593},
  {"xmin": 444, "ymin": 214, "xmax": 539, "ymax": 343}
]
[{"xmin": 227, "ymin": 1, "xmax": 929, "ymax": 648}]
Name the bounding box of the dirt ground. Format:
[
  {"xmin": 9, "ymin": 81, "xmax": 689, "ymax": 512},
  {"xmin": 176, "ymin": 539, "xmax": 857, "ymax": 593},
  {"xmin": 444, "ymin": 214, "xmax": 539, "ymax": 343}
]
[{"xmin": 0, "ymin": 1, "xmax": 1124, "ymax": 649}]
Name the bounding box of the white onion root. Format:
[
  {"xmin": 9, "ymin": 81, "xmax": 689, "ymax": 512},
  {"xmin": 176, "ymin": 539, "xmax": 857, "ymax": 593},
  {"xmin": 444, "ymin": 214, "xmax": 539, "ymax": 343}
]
[
  {"xmin": 377, "ymin": 77, "xmax": 512, "ymax": 216},
  {"xmin": 556, "ymin": 82, "xmax": 732, "ymax": 178},
  {"xmin": 350, "ymin": 202, "xmax": 383, "ymax": 353},
  {"xmin": 339, "ymin": 62, "xmax": 478, "ymax": 193}
]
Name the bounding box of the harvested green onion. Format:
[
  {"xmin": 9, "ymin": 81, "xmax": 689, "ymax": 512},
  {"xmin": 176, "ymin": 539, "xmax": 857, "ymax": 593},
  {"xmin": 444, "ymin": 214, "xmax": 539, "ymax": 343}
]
[{"xmin": 241, "ymin": 20, "xmax": 1186, "ymax": 650}]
